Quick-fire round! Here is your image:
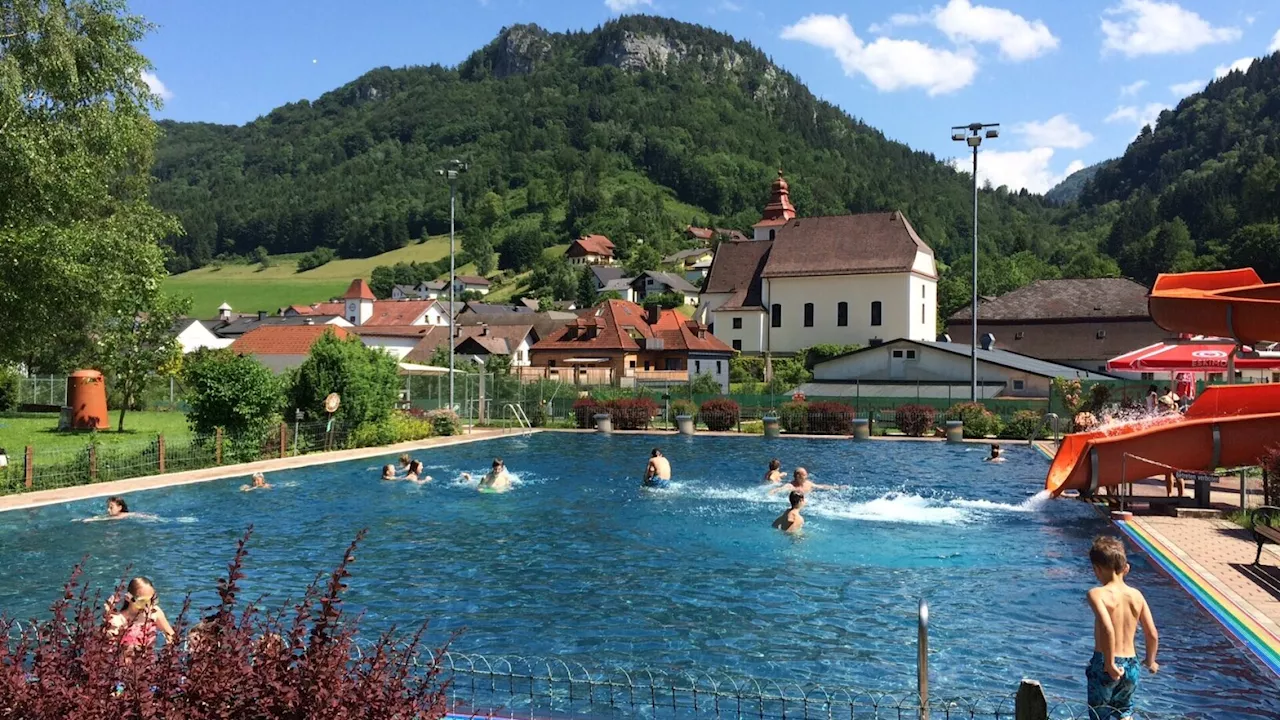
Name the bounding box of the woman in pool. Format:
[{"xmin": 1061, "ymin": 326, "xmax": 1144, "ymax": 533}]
[
  {"xmin": 399, "ymin": 454, "xmax": 426, "ymax": 480},
  {"xmin": 382, "ymin": 464, "xmax": 398, "ymax": 481},
  {"xmin": 763, "ymin": 458, "xmax": 785, "ymax": 484},
  {"xmin": 107, "ymin": 496, "xmax": 130, "ymax": 517},
  {"xmin": 106, "ymin": 576, "xmax": 175, "ymax": 652},
  {"xmin": 240, "ymin": 472, "xmax": 271, "ymax": 491}
]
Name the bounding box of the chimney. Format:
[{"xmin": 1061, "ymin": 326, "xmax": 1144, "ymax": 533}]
[
  {"xmin": 217, "ymin": 302, "xmax": 232, "ymax": 322},
  {"xmin": 646, "ymin": 304, "xmax": 661, "ymax": 325},
  {"xmin": 480, "ymin": 325, "xmax": 489, "ymax": 336},
  {"xmin": 257, "ymin": 310, "xmax": 267, "ymax": 322},
  {"xmin": 981, "ymin": 333, "xmax": 996, "ymax": 351}
]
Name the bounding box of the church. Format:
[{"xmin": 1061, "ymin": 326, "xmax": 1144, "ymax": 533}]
[{"xmin": 697, "ymin": 171, "xmax": 938, "ymax": 355}]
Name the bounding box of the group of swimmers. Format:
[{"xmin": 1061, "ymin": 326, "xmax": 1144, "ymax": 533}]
[
  {"xmin": 381, "ymin": 453, "xmax": 514, "ymax": 493},
  {"xmin": 382, "ymin": 454, "xmax": 430, "ymax": 483}
]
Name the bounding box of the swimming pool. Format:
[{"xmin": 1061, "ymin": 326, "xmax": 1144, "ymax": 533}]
[{"xmin": 1, "ymin": 434, "xmax": 1276, "ymax": 717}]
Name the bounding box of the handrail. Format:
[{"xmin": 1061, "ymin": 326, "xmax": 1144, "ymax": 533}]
[{"xmin": 502, "ymin": 403, "xmax": 532, "ymax": 436}]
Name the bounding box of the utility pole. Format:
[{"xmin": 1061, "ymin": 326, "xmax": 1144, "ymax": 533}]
[
  {"xmin": 951, "ymin": 123, "xmax": 999, "ymax": 402},
  {"xmin": 438, "ymin": 159, "xmax": 468, "ymax": 411}
]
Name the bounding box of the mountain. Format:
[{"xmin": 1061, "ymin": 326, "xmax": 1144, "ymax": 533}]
[
  {"xmin": 1077, "ymin": 53, "xmax": 1280, "ymax": 283},
  {"xmin": 1044, "ymin": 160, "xmax": 1109, "ymax": 205},
  {"xmin": 152, "ymin": 14, "xmax": 1105, "ymax": 309}
]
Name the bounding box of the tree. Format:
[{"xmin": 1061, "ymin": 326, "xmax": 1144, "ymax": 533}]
[
  {"xmin": 462, "ymin": 230, "xmax": 496, "ymax": 276},
  {"xmin": 254, "ymin": 246, "xmax": 271, "ymax": 268},
  {"xmin": 289, "ymin": 330, "xmax": 401, "ymax": 428},
  {"xmin": 181, "ymin": 349, "xmax": 283, "ymax": 437},
  {"xmin": 369, "ymin": 265, "xmax": 397, "ymax": 298},
  {"xmin": 689, "ymin": 372, "xmax": 721, "ymax": 395},
  {"xmin": 95, "ymin": 292, "xmax": 191, "ymax": 431},
  {"xmin": 625, "ymin": 244, "xmax": 662, "ymax": 274},
  {"xmin": 427, "ymin": 344, "xmax": 451, "ymax": 369},
  {"xmin": 576, "ymin": 266, "xmax": 598, "ymax": 307},
  {"xmin": 0, "ymin": 0, "xmax": 177, "ymax": 373},
  {"xmin": 499, "ymin": 228, "xmax": 545, "ymax": 271}
]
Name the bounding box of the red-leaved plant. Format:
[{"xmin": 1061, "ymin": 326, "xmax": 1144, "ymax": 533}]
[
  {"xmin": 698, "ymin": 398, "xmax": 740, "ymax": 431},
  {"xmin": 605, "ymin": 397, "xmax": 658, "ymax": 430},
  {"xmin": 0, "ymin": 528, "xmax": 451, "ymax": 719},
  {"xmin": 572, "ymin": 397, "xmax": 603, "ymax": 428}
]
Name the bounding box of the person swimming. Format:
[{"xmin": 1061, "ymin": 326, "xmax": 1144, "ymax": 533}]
[
  {"xmin": 399, "ymin": 454, "xmax": 427, "ymax": 481},
  {"xmin": 768, "ymin": 467, "xmax": 844, "ymax": 497},
  {"xmin": 772, "ymin": 491, "xmax": 806, "ymax": 533},
  {"xmin": 81, "ymin": 496, "xmax": 159, "ymax": 523},
  {"xmin": 643, "ymin": 448, "xmax": 672, "ymax": 488},
  {"xmin": 240, "ymin": 472, "xmax": 271, "ymax": 491},
  {"xmin": 382, "ymin": 464, "xmax": 398, "ymax": 481},
  {"xmin": 984, "ymin": 444, "xmax": 1006, "ymax": 463},
  {"xmin": 106, "ymin": 576, "xmax": 175, "ymax": 652},
  {"xmin": 471, "ymin": 458, "xmax": 512, "ymax": 493},
  {"xmin": 763, "ymin": 458, "xmax": 785, "ymax": 484}
]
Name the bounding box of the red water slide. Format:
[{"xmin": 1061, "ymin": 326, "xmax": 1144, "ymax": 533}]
[{"xmin": 1046, "ymin": 269, "xmax": 1280, "ymax": 496}]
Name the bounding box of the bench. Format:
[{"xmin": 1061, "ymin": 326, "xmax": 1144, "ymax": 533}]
[{"xmin": 1254, "ymin": 506, "xmax": 1280, "ymax": 565}]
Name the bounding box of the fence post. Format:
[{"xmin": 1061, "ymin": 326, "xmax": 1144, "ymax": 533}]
[
  {"xmin": 24, "ymin": 446, "xmax": 33, "ymax": 490},
  {"xmin": 89, "ymin": 444, "xmax": 98, "ymax": 482},
  {"xmin": 1014, "ymin": 679, "xmax": 1048, "ymax": 720},
  {"xmin": 157, "ymin": 434, "xmax": 166, "ymax": 474},
  {"xmin": 1241, "ymin": 468, "xmax": 1247, "ymax": 509},
  {"xmin": 279, "ymin": 422, "xmax": 288, "ymax": 459},
  {"xmin": 215, "ymin": 428, "xmax": 223, "ymax": 465},
  {"xmin": 917, "ymin": 599, "xmax": 929, "ymax": 720}
]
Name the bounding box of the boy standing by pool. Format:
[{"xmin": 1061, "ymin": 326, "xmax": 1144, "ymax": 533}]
[{"xmin": 1085, "ymin": 536, "xmax": 1159, "ymax": 720}]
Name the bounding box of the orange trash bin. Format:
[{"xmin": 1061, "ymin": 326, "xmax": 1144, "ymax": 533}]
[{"xmin": 67, "ymin": 370, "xmax": 109, "ymax": 430}]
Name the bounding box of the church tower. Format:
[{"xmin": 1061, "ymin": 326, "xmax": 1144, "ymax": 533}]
[{"xmin": 752, "ymin": 169, "xmax": 796, "ymax": 241}]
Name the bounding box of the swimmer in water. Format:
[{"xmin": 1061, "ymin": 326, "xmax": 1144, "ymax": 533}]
[
  {"xmin": 398, "ymin": 454, "xmax": 427, "ymax": 482},
  {"xmin": 643, "ymin": 448, "xmax": 671, "ymax": 488},
  {"xmin": 106, "ymin": 576, "xmax": 176, "ymax": 652},
  {"xmin": 984, "ymin": 444, "xmax": 1006, "ymax": 463},
  {"xmin": 382, "ymin": 464, "xmax": 398, "ymax": 481},
  {"xmin": 772, "ymin": 491, "xmax": 806, "ymax": 533},
  {"xmin": 768, "ymin": 467, "xmax": 844, "ymax": 496},
  {"xmin": 465, "ymin": 458, "xmax": 511, "ymax": 492},
  {"xmin": 763, "ymin": 458, "xmax": 785, "ymax": 484},
  {"xmin": 107, "ymin": 496, "xmax": 130, "ymax": 517},
  {"xmin": 240, "ymin": 472, "xmax": 271, "ymax": 491}
]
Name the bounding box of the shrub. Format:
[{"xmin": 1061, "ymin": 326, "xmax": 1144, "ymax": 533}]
[
  {"xmin": 894, "ymin": 404, "xmax": 936, "ymax": 437},
  {"xmin": 730, "ymin": 355, "xmax": 765, "ymax": 383},
  {"xmin": 688, "ymin": 372, "xmax": 722, "ymax": 395},
  {"xmin": 527, "ymin": 404, "xmax": 547, "ymax": 427},
  {"xmin": 0, "ymin": 530, "xmax": 449, "ymax": 719},
  {"xmin": 1001, "ymin": 409, "xmax": 1046, "ymax": 440},
  {"xmin": 572, "ymin": 397, "xmax": 603, "ymax": 428},
  {"xmin": 295, "ymin": 246, "xmax": 336, "ymax": 272},
  {"xmin": 670, "ymin": 398, "xmax": 696, "ymax": 417},
  {"xmin": 181, "ymin": 349, "xmax": 283, "ymax": 437},
  {"xmin": 699, "ymin": 398, "xmax": 740, "ymax": 431},
  {"xmin": 288, "ymin": 330, "xmax": 401, "ymax": 427},
  {"xmin": 349, "ymin": 412, "xmax": 436, "ymax": 448},
  {"xmin": 946, "ymin": 402, "xmax": 1004, "ymax": 438},
  {"xmin": 807, "ymin": 401, "xmax": 855, "ymax": 435},
  {"xmin": 778, "ymin": 400, "xmax": 808, "ymax": 433},
  {"xmin": 0, "ymin": 365, "xmax": 18, "ymax": 412},
  {"xmin": 606, "ymin": 397, "xmax": 658, "ymax": 430},
  {"xmin": 425, "ymin": 409, "xmax": 461, "ymax": 436}
]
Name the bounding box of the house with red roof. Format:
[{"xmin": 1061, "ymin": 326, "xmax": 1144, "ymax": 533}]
[
  {"xmin": 527, "ymin": 299, "xmax": 733, "ymax": 391},
  {"xmin": 698, "ymin": 171, "xmax": 938, "ymax": 356},
  {"xmin": 565, "ymin": 235, "xmax": 615, "ymax": 266},
  {"xmin": 230, "ymin": 325, "xmax": 350, "ymax": 373}
]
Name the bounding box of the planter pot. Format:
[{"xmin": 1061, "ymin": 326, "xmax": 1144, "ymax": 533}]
[
  {"xmin": 851, "ymin": 418, "xmax": 870, "ymax": 441},
  {"xmin": 762, "ymin": 415, "xmax": 781, "ymax": 438},
  {"xmin": 945, "ymin": 420, "xmax": 964, "ymax": 444},
  {"xmin": 675, "ymin": 414, "xmax": 695, "ymax": 436},
  {"xmin": 594, "ymin": 413, "xmax": 613, "ymax": 434}
]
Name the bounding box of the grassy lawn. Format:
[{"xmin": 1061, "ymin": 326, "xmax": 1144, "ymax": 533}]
[{"xmin": 0, "ymin": 411, "xmax": 191, "ymax": 454}]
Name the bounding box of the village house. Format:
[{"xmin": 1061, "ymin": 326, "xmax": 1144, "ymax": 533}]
[
  {"xmin": 451, "ymin": 275, "xmax": 491, "ymax": 296},
  {"xmin": 664, "ymin": 248, "xmax": 715, "ymax": 284},
  {"xmin": 945, "ymin": 278, "xmax": 1166, "ymax": 376},
  {"xmin": 630, "ymin": 271, "xmax": 699, "ymax": 305},
  {"xmin": 390, "ymin": 280, "xmax": 447, "ymax": 300},
  {"xmin": 295, "ymin": 279, "xmax": 450, "ymax": 327},
  {"xmin": 565, "ymin": 234, "xmax": 615, "ymax": 266},
  {"xmin": 230, "ymin": 325, "xmax": 351, "ymax": 374},
  {"xmin": 589, "ymin": 265, "xmax": 628, "ymax": 291},
  {"xmin": 698, "ymin": 171, "xmax": 937, "ymax": 356},
  {"xmin": 526, "ymin": 299, "xmax": 733, "ymax": 391},
  {"xmin": 686, "ymin": 225, "xmax": 747, "ymax": 244},
  {"xmin": 403, "ymin": 324, "xmax": 539, "ymax": 367},
  {"xmin": 211, "ymin": 311, "xmax": 352, "ymax": 339},
  {"xmin": 172, "ymin": 318, "xmax": 234, "ymax": 353}
]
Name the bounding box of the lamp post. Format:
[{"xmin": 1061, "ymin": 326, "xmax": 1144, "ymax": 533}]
[
  {"xmin": 437, "ymin": 159, "xmax": 468, "ymax": 411},
  {"xmin": 951, "ymin": 122, "xmax": 999, "ymax": 402}
]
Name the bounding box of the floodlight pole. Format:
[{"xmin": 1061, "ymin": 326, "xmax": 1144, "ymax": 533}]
[
  {"xmin": 952, "ymin": 123, "xmax": 999, "ymax": 402},
  {"xmin": 439, "ymin": 159, "xmax": 468, "ymax": 411}
]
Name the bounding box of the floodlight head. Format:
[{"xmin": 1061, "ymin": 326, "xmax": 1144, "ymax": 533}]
[
  {"xmin": 985, "ymin": 129, "xmax": 999, "ymax": 139},
  {"xmin": 966, "ymin": 136, "xmax": 982, "ymax": 148},
  {"xmin": 951, "ymin": 132, "xmax": 966, "ymax": 141},
  {"xmin": 968, "ymin": 122, "xmax": 984, "ymax": 131}
]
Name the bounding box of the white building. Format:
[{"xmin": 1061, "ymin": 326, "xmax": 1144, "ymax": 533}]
[
  {"xmin": 631, "ymin": 271, "xmax": 699, "ymax": 306},
  {"xmin": 565, "ymin": 235, "xmax": 615, "ymax": 266},
  {"xmin": 698, "ymin": 171, "xmax": 938, "ymax": 356},
  {"xmin": 173, "ymin": 318, "xmax": 233, "ymax": 353}
]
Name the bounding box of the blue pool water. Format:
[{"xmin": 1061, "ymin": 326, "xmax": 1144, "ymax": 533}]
[{"xmin": 1, "ymin": 434, "xmax": 1276, "ymax": 717}]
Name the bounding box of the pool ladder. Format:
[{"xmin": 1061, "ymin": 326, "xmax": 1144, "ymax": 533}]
[{"xmin": 503, "ymin": 403, "xmax": 533, "ymax": 436}]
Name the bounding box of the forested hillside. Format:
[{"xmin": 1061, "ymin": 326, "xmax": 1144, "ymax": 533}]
[
  {"xmin": 1080, "ymin": 53, "xmax": 1280, "ymax": 283},
  {"xmin": 1045, "ymin": 161, "xmax": 1108, "ymax": 205},
  {"xmin": 151, "ymin": 15, "xmax": 1111, "ymax": 314}
]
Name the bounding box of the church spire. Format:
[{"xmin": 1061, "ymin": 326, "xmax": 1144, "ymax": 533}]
[{"xmin": 752, "ymin": 169, "xmax": 796, "ymax": 239}]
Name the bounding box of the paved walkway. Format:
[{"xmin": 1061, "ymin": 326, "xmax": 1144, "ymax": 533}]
[{"xmin": 0, "ymin": 428, "xmax": 517, "ymax": 512}]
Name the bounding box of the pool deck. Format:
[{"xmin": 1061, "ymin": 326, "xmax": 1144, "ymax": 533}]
[{"xmin": 0, "ymin": 428, "xmax": 519, "ymax": 513}]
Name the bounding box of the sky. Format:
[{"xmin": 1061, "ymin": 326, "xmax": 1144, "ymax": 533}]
[{"xmin": 133, "ymin": 0, "xmax": 1280, "ymax": 194}]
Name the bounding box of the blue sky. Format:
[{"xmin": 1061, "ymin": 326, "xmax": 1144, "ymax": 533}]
[{"xmin": 134, "ymin": 0, "xmax": 1279, "ymax": 193}]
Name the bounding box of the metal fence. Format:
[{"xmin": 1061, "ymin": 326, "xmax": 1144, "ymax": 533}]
[{"xmin": 15, "ymin": 375, "xmax": 66, "ymax": 407}]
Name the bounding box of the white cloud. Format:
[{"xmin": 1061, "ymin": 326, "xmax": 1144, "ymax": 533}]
[
  {"xmin": 604, "ymin": 0, "xmax": 651, "ymax": 13},
  {"xmin": 1014, "ymin": 114, "xmax": 1094, "ymax": 149},
  {"xmin": 1101, "ymin": 0, "xmax": 1241, "ymax": 57},
  {"xmin": 933, "ymin": 0, "xmax": 1058, "ymax": 61},
  {"xmin": 781, "ymin": 14, "xmax": 977, "ymax": 95},
  {"xmin": 868, "ymin": 1, "xmax": 1057, "ymax": 61},
  {"xmin": 1270, "ymin": 29, "xmax": 1280, "ymax": 53},
  {"xmin": 1214, "ymin": 56, "xmax": 1253, "ymax": 77},
  {"xmin": 951, "ymin": 147, "xmax": 1079, "ymax": 194},
  {"xmin": 717, "ymin": 0, "xmax": 743, "ymax": 11},
  {"xmin": 140, "ymin": 70, "xmax": 172, "ymax": 101},
  {"xmin": 1105, "ymin": 102, "xmax": 1169, "ymax": 128},
  {"xmin": 1119, "ymin": 79, "xmax": 1147, "ymax": 96},
  {"xmin": 1169, "ymin": 79, "xmax": 1204, "ymax": 95}
]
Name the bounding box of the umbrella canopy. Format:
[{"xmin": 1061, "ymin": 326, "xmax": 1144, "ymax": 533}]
[
  {"xmin": 397, "ymin": 362, "xmax": 457, "ymax": 376},
  {"xmin": 1108, "ymin": 338, "xmax": 1280, "ymax": 372}
]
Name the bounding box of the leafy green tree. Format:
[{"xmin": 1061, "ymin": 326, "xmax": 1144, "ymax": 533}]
[
  {"xmin": 474, "ymin": 191, "xmax": 505, "ymax": 230},
  {"xmin": 254, "ymin": 246, "xmax": 271, "ymax": 268},
  {"xmin": 767, "ymin": 355, "xmax": 811, "ymax": 393},
  {"xmin": 689, "ymin": 372, "xmax": 721, "ymax": 395},
  {"xmin": 427, "ymin": 343, "xmax": 452, "ymax": 369},
  {"xmin": 288, "ymin": 330, "xmax": 401, "ymax": 428},
  {"xmin": 369, "ymin": 265, "xmax": 397, "ymax": 298},
  {"xmin": 642, "ymin": 292, "xmax": 684, "ymax": 310},
  {"xmin": 296, "ymin": 247, "xmax": 336, "ymax": 272},
  {"xmin": 95, "ymin": 292, "xmax": 191, "ymax": 431},
  {"xmin": 625, "ymin": 244, "xmax": 662, "ymax": 275},
  {"xmin": 181, "ymin": 349, "xmax": 283, "ymax": 436},
  {"xmin": 0, "ymin": 0, "xmax": 177, "ymax": 373},
  {"xmin": 803, "ymin": 344, "xmax": 860, "ymax": 370},
  {"xmin": 598, "ymin": 289, "xmax": 624, "ymax": 301},
  {"xmin": 462, "ymin": 230, "xmax": 496, "ymax": 275},
  {"xmin": 499, "ymin": 228, "xmax": 545, "ymax": 271},
  {"xmin": 576, "ymin": 266, "xmax": 598, "ymax": 307}
]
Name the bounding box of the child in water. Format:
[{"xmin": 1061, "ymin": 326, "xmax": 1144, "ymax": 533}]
[
  {"xmin": 763, "ymin": 458, "xmax": 785, "ymax": 484},
  {"xmin": 1084, "ymin": 536, "xmax": 1159, "ymax": 720},
  {"xmin": 985, "ymin": 444, "xmax": 1005, "ymax": 463},
  {"xmin": 240, "ymin": 472, "xmax": 271, "ymax": 491},
  {"xmin": 772, "ymin": 492, "xmax": 806, "ymax": 533},
  {"xmin": 106, "ymin": 576, "xmax": 176, "ymax": 652},
  {"xmin": 381, "ymin": 464, "xmax": 398, "ymax": 481},
  {"xmin": 465, "ymin": 458, "xmax": 512, "ymax": 492}
]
